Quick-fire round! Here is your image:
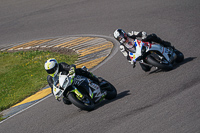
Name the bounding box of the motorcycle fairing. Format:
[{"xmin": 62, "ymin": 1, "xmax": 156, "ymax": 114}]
[
  {"xmin": 73, "ymin": 75, "xmax": 86, "ymax": 86},
  {"xmin": 52, "ymin": 72, "xmax": 106, "ymax": 103},
  {"xmin": 131, "ymin": 39, "xmax": 171, "ymax": 62},
  {"xmin": 72, "ymin": 75, "xmax": 104, "ymax": 103},
  {"xmin": 89, "ymin": 82, "xmax": 106, "ymax": 103},
  {"xmin": 129, "ymin": 39, "xmax": 143, "ymax": 62},
  {"xmin": 53, "ymin": 72, "xmax": 74, "ymax": 98},
  {"xmin": 147, "ymin": 44, "xmax": 170, "ymax": 61},
  {"xmin": 53, "ymin": 85, "xmax": 64, "ymax": 98}
]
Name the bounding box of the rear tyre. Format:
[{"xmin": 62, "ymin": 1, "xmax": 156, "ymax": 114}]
[
  {"xmin": 68, "ymin": 93, "xmax": 95, "ymax": 111},
  {"xmin": 145, "ymin": 54, "xmax": 173, "ymax": 71}
]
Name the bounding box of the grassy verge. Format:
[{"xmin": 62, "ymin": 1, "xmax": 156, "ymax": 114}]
[
  {"xmin": 0, "ymin": 50, "xmax": 78, "ymax": 112},
  {"xmin": 0, "ymin": 114, "xmax": 6, "ymax": 121}
]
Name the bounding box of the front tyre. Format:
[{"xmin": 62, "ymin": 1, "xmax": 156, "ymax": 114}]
[
  {"xmin": 68, "ymin": 93, "xmax": 95, "ymax": 111},
  {"xmin": 105, "ymin": 83, "xmax": 117, "ymax": 100},
  {"xmin": 174, "ymin": 49, "xmax": 184, "ymax": 63},
  {"xmin": 99, "ymin": 79, "xmax": 117, "ymax": 100}
]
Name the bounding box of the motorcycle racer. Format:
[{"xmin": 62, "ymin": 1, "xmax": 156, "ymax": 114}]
[
  {"xmin": 113, "ymin": 29, "xmax": 173, "ymax": 72},
  {"xmin": 44, "ymin": 58, "xmax": 100, "ymax": 104}
]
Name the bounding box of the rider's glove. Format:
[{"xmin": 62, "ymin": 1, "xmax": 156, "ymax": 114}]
[
  {"xmin": 120, "ymin": 45, "xmax": 128, "ymax": 57},
  {"xmin": 120, "ymin": 45, "xmax": 125, "ymax": 51},
  {"xmin": 128, "ymin": 31, "xmax": 139, "ymax": 36},
  {"xmin": 141, "ymin": 31, "xmax": 147, "ymax": 39},
  {"xmin": 128, "ymin": 31, "xmax": 135, "ymax": 36},
  {"xmin": 128, "ymin": 31, "xmax": 147, "ymax": 40},
  {"xmin": 69, "ymin": 67, "xmax": 75, "ymax": 75},
  {"xmin": 81, "ymin": 66, "xmax": 88, "ymax": 71}
]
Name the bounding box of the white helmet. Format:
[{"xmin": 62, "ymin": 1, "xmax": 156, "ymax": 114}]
[
  {"xmin": 44, "ymin": 58, "xmax": 59, "ymax": 77},
  {"xmin": 113, "ymin": 29, "xmax": 128, "ymax": 43}
]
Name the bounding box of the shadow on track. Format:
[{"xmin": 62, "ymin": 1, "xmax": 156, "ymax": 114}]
[
  {"xmin": 93, "ymin": 90, "xmax": 131, "ymax": 110},
  {"xmin": 173, "ymin": 57, "xmax": 197, "ymax": 69},
  {"xmin": 148, "ymin": 57, "xmax": 196, "ymax": 74}
]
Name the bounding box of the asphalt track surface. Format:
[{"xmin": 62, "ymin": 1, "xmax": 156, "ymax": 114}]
[{"xmin": 0, "ymin": 0, "xmax": 200, "ymax": 133}]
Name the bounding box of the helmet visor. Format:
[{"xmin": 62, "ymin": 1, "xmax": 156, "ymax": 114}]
[
  {"xmin": 117, "ymin": 34, "xmax": 126, "ymax": 43},
  {"xmin": 117, "ymin": 36, "xmax": 123, "ymax": 41},
  {"xmin": 46, "ymin": 63, "xmax": 58, "ymax": 74}
]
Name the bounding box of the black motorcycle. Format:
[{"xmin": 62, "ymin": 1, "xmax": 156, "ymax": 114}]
[{"xmin": 53, "ymin": 66, "xmax": 117, "ymax": 111}]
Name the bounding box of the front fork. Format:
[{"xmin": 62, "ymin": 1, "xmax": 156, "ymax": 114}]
[
  {"xmin": 70, "ymin": 85, "xmax": 107, "ymax": 103},
  {"xmin": 70, "ymin": 86, "xmax": 84, "ymax": 99},
  {"xmin": 169, "ymin": 50, "xmax": 177, "ymax": 63}
]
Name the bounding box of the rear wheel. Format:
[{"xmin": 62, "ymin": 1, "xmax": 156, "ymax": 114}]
[
  {"xmin": 68, "ymin": 93, "xmax": 95, "ymax": 111},
  {"xmin": 145, "ymin": 54, "xmax": 173, "ymax": 71}
]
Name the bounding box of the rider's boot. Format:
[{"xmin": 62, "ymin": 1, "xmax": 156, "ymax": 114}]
[
  {"xmin": 160, "ymin": 40, "xmax": 174, "ymax": 49},
  {"xmin": 154, "ymin": 35, "xmax": 174, "ymax": 49},
  {"xmin": 161, "ymin": 40, "xmax": 171, "ymax": 47},
  {"xmin": 143, "ymin": 33, "xmax": 174, "ymax": 49}
]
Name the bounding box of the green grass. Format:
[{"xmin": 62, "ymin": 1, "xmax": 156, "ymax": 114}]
[
  {"xmin": 0, "ymin": 114, "xmax": 6, "ymax": 121},
  {"xmin": 0, "ymin": 50, "xmax": 78, "ymax": 112}
]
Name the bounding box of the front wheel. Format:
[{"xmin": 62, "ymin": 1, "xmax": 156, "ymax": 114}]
[
  {"xmin": 99, "ymin": 79, "xmax": 117, "ymax": 100},
  {"xmin": 145, "ymin": 54, "xmax": 173, "ymax": 71},
  {"xmin": 105, "ymin": 83, "xmax": 117, "ymax": 100},
  {"xmin": 174, "ymin": 49, "xmax": 184, "ymax": 63},
  {"xmin": 68, "ymin": 93, "xmax": 95, "ymax": 111}
]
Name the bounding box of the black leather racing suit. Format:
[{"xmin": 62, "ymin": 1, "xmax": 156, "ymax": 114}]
[{"xmin": 127, "ymin": 31, "xmax": 172, "ymax": 47}]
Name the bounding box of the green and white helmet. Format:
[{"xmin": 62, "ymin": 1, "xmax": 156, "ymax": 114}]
[{"xmin": 44, "ymin": 58, "xmax": 59, "ymax": 77}]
